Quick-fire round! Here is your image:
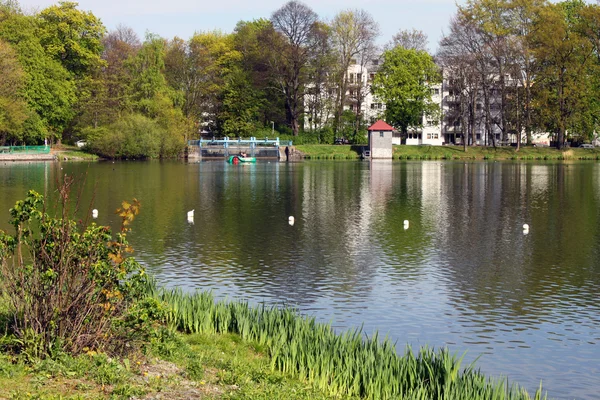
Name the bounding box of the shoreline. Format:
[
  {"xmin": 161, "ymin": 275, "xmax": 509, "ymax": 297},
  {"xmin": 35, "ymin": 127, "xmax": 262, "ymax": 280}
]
[{"xmin": 296, "ymin": 144, "xmax": 600, "ymax": 161}]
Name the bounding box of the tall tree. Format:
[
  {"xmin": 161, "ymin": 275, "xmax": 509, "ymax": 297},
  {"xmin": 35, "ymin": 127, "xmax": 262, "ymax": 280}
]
[
  {"xmin": 0, "ymin": 3, "xmax": 75, "ymax": 142},
  {"xmin": 372, "ymin": 47, "xmax": 441, "ymax": 136},
  {"xmin": 37, "ymin": 1, "xmax": 105, "ymax": 78},
  {"xmin": 37, "ymin": 1, "xmax": 106, "ymax": 141},
  {"xmin": 233, "ymin": 19, "xmax": 285, "ymax": 130},
  {"xmin": 460, "ymin": 0, "xmax": 515, "ymax": 146},
  {"xmin": 0, "ymin": 39, "xmax": 27, "ymax": 144},
  {"xmin": 330, "ymin": 9, "xmax": 379, "ymax": 134},
  {"xmin": 438, "ymin": 15, "xmax": 483, "ymax": 150},
  {"xmin": 164, "ymin": 31, "xmax": 241, "ymax": 135},
  {"xmin": 77, "ymin": 25, "xmax": 140, "ymax": 131},
  {"xmin": 387, "ymin": 28, "xmax": 429, "ymax": 52},
  {"xmin": 509, "ymin": 0, "xmax": 546, "ymax": 147},
  {"xmin": 270, "ymin": 0, "xmax": 318, "ymax": 136},
  {"xmin": 529, "ymin": 0, "xmax": 595, "ymax": 148},
  {"xmin": 304, "ymin": 22, "xmax": 336, "ymax": 133}
]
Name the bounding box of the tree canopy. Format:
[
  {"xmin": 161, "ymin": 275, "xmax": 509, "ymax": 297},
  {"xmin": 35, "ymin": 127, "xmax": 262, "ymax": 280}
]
[{"xmin": 372, "ymin": 47, "xmax": 440, "ymax": 134}]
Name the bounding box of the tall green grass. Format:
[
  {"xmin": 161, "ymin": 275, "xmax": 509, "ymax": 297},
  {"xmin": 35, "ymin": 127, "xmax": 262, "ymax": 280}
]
[{"xmin": 148, "ymin": 286, "xmax": 546, "ymax": 400}]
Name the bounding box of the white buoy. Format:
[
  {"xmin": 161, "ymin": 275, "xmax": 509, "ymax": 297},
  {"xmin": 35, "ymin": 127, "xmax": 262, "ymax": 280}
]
[
  {"xmin": 288, "ymin": 216, "xmax": 295, "ymax": 226},
  {"xmin": 187, "ymin": 215, "xmax": 194, "ymax": 224},
  {"xmin": 92, "ymin": 209, "xmax": 98, "ymax": 219},
  {"xmin": 187, "ymin": 210, "xmax": 194, "ymax": 219},
  {"xmin": 523, "ymin": 223, "xmax": 529, "ymax": 235},
  {"xmin": 403, "ymin": 220, "xmax": 409, "ymax": 230}
]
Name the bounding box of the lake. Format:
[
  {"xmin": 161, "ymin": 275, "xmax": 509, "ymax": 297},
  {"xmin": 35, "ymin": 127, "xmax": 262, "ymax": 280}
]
[{"xmin": 1, "ymin": 159, "xmax": 599, "ymax": 400}]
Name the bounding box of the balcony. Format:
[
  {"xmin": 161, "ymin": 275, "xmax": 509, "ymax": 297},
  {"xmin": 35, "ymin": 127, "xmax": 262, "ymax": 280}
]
[{"xmin": 444, "ymin": 126, "xmax": 461, "ymax": 133}]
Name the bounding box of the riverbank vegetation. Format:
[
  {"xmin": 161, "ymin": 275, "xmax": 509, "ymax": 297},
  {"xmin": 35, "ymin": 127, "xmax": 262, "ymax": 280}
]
[
  {"xmin": 2, "ymin": 0, "xmax": 600, "ymax": 158},
  {"xmin": 297, "ymin": 144, "xmax": 600, "ymax": 161},
  {"xmin": 0, "ymin": 187, "xmax": 550, "ymax": 399}
]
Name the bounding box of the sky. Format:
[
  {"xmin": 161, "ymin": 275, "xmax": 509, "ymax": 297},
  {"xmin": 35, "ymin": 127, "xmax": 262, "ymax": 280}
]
[{"xmin": 16, "ymin": 0, "xmax": 465, "ymax": 52}]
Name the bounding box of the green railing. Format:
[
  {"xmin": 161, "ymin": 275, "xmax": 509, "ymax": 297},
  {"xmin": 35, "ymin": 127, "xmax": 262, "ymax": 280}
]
[{"xmin": 0, "ymin": 145, "xmax": 51, "ymax": 155}]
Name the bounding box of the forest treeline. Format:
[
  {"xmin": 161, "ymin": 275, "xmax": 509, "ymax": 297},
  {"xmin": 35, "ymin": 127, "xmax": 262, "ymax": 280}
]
[{"xmin": 1, "ymin": 0, "xmax": 600, "ymax": 157}]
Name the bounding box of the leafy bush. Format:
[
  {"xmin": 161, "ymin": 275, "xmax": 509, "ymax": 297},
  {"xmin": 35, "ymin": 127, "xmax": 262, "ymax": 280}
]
[
  {"xmin": 86, "ymin": 113, "xmax": 185, "ymax": 159},
  {"xmin": 0, "ymin": 178, "xmax": 163, "ymax": 357}
]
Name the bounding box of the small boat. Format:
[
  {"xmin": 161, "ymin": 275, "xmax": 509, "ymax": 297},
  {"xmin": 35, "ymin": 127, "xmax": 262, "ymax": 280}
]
[{"xmin": 227, "ymin": 155, "xmax": 256, "ymax": 164}]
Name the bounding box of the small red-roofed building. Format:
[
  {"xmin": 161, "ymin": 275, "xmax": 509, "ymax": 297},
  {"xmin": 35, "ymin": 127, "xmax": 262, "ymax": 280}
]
[{"xmin": 367, "ymin": 120, "xmax": 394, "ymax": 159}]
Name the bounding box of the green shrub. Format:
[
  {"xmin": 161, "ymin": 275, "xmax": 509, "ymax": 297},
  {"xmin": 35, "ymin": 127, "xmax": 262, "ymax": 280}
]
[
  {"xmin": 87, "ymin": 113, "xmax": 185, "ymax": 159},
  {"xmin": 0, "ymin": 179, "xmax": 162, "ymax": 357}
]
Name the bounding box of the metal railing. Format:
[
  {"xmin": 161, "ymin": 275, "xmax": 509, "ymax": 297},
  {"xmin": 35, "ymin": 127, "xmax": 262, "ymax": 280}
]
[
  {"xmin": 188, "ymin": 137, "xmax": 292, "ymax": 148},
  {"xmin": 0, "ymin": 145, "xmax": 51, "ymax": 154}
]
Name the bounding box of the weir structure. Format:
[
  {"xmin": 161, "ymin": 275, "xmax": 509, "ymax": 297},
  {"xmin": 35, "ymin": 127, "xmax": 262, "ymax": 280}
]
[{"xmin": 187, "ymin": 137, "xmax": 293, "ymax": 160}]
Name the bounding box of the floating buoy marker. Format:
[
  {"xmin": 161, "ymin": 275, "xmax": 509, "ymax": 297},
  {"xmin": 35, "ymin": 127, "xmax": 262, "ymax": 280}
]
[
  {"xmin": 403, "ymin": 220, "xmax": 409, "ymax": 230},
  {"xmin": 187, "ymin": 210, "xmax": 194, "ymax": 224},
  {"xmin": 523, "ymin": 223, "xmax": 529, "ymax": 235},
  {"xmin": 92, "ymin": 209, "xmax": 98, "ymax": 219},
  {"xmin": 288, "ymin": 216, "xmax": 295, "ymax": 226}
]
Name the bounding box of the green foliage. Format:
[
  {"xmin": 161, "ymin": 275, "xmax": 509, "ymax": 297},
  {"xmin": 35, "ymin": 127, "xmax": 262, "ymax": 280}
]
[
  {"xmin": 0, "ymin": 182, "xmax": 160, "ymax": 357},
  {"xmin": 372, "ymin": 47, "xmax": 441, "ymax": 134},
  {"xmin": 0, "ymin": 6, "xmax": 76, "ymax": 140},
  {"xmin": 529, "ymin": 0, "xmax": 598, "ymax": 147},
  {"xmin": 18, "ymin": 110, "xmax": 48, "ymax": 145},
  {"xmin": 36, "ymin": 1, "xmax": 106, "ymax": 79},
  {"xmin": 152, "ymin": 289, "xmax": 546, "ymax": 400},
  {"xmin": 86, "ymin": 113, "xmax": 184, "ymax": 159},
  {"xmin": 0, "ymin": 39, "xmax": 27, "ymax": 144},
  {"xmin": 221, "ymin": 67, "xmax": 263, "ymax": 137}
]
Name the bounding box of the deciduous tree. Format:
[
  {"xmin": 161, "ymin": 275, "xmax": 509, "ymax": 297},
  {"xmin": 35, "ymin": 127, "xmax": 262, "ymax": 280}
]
[
  {"xmin": 330, "ymin": 9, "xmax": 379, "ymax": 134},
  {"xmin": 372, "ymin": 47, "xmax": 440, "ymax": 136},
  {"xmin": 270, "ymin": 0, "xmax": 318, "ymax": 136},
  {"xmin": 0, "ymin": 39, "xmax": 27, "ymax": 144},
  {"xmin": 529, "ymin": 0, "xmax": 595, "ymax": 148}
]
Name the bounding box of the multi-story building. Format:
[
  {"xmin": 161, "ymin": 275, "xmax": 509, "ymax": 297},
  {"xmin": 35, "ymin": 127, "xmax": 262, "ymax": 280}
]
[
  {"xmin": 303, "ymin": 58, "xmax": 385, "ymax": 135},
  {"xmin": 306, "ymin": 59, "xmax": 529, "ymax": 147}
]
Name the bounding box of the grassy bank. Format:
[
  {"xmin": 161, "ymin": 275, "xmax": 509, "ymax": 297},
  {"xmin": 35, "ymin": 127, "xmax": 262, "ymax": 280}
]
[
  {"xmin": 52, "ymin": 145, "xmax": 100, "ymax": 161},
  {"xmin": 296, "ymin": 144, "xmax": 600, "ymax": 161},
  {"xmin": 0, "ymin": 284, "xmax": 549, "ymax": 400},
  {"xmin": 149, "ymin": 288, "xmax": 546, "ymax": 400},
  {"xmin": 0, "ymin": 330, "xmax": 332, "ymax": 399}
]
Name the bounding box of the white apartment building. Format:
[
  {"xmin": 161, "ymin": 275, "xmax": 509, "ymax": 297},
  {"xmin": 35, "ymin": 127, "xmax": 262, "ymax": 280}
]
[
  {"xmin": 303, "ymin": 58, "xmax": 385, "ymax": 134},
  {"xmin": 345, "ymin": 60, "xmax": 386, "ymax": 125},
  {"xmin": 306, "ymin": 60, "xmax": 525, "ymax": 147}
]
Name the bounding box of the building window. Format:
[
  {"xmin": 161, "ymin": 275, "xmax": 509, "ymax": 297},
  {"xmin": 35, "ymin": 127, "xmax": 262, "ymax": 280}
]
[
  {"xmin": 433, "ymin": 134, "xmax": 439, "ymax": 139},
  {"xmin": 427, "ymin": 134, "xmax": 432, "ymax": 139},
  {"xmin": 380, "ymin": 132, "xmax": 384, "ymax": 137},
  {"xmin": 369, "ymin": 73, "xmax": 375, "ymax": 81},
  {"xmin": 431, "ymin": 88, "xmax": 440, "ymax": 95},
  {"xmin": 372, "ymin": 59, "xmax": 379, "ymax": 65}
]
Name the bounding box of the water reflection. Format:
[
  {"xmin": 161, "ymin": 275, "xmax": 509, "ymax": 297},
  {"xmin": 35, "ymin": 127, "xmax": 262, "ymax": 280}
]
[{"xmin": 1, "ymin": 160, "xmax": 599, "ymax": 399}]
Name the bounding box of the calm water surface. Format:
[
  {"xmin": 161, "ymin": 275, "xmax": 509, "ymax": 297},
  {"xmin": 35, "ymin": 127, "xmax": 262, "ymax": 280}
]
[{"xmin": 1, "ymin": 160, "xmax": 599, "ymax": 400}]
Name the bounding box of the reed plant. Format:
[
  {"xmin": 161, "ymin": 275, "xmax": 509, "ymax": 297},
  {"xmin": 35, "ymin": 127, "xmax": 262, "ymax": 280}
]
[{"xmin": 150, "ymin": 287, "xmax": 547, "ymax": 400}]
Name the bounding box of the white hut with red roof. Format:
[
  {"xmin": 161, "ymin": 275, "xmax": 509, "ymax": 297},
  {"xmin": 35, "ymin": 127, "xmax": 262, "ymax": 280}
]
[{"xmin": 367, "ymin": 120, "xmax": 394, "ymax": 159}]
